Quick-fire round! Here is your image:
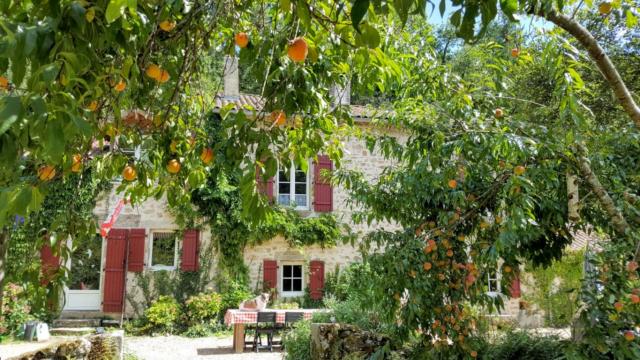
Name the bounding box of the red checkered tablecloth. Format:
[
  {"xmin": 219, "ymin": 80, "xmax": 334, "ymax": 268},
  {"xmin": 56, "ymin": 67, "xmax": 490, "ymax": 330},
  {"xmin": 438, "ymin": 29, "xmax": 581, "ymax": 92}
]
[{"xmin": 224, "ymin": 309, "xmax": 317, "ymax": 325}]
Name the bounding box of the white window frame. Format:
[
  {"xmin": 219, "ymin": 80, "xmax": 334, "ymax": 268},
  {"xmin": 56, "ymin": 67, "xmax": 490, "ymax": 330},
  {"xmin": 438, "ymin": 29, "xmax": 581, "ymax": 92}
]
[
  {"xmin": 279, "ymin": 262, "xmax": 305, "ymax": 298},
  {"xmin": 276, "ymin": 160, "xmax": 310, "ymax": 210},
  {"xmin": 149, "ymin": 230, "xmax": 178, "ymax": 271},
  {"xmin": 486, "ymin": 267, "xmax": 501, "ymax": 298}
]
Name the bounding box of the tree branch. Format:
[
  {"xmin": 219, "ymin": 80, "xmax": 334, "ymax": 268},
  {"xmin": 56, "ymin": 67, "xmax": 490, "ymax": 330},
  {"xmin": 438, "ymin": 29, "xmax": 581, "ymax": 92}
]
[
  {"xmin": 574, "ymin": 144, "xmax": 629, "ymax": 236},
  {"xmin": 541, "ymin": 10, "xmax": 640, "ymax": 128}
]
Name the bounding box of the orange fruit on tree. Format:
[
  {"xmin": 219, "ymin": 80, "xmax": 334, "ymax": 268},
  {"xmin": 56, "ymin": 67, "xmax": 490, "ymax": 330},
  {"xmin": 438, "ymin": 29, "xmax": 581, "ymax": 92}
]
[
  {"xmin": 146, "ymin": 64, "xmax": 162, "ymax": 80},
  {"xmin": 614, "ymin": 301, "xmax": 624, "ymax": 312},
  {"xmin": 160, "ymin": 20, "xmax": 176, "ymax": 32},
  {"xmin": 235, "ymin": 32, "xmax": 249, "ymax": 48},
  {"xmin": 599, "ymin": 2, "xmax": 612, "ymax": 15},
  {"xmin": 423, "ymin": 262, "xmax": 432, "ymax": 271},
  {"xmin": 448, "ymin": 179, "xmax": 457, "ymax": 189},
  {"xmin": 446, "ymin": 249, "xmax": 454, "ymax": 257},
  {"xmin": 624, "ymin": 331, "xmax": 635, "ymax": 342},
  {"xmin": 38, "ymin": 165, "xmax": 56, "ymax": 181},
  {"xmin": 514, "ymin": 165, "xmax": 526, "ymax": 176},
  {"xmin": 503, "ymin": 265, "xmax": 512, "ymax": 273},
  {"xmin": 122, "ymin": 165, "xmax": 137, "ymax": 181},
  {"xmin": 470, "ymin": 350, "xmax": 478, "ymax": 358},
  {"xmin": 87, "ymin": 100, "xmax": 98, "ymax": 112},
  {"xmin": 200, "ymin": 148, "xmax": 214, "ymax": 165},
  {"xmin": 158, "ymin": 70, "xmax": 170, "ymax": 83},
  {"xmin": 114, "ymin": 80, "xmax": 126, "ymax": 92},
  {"xmin": 495, "ymin": 108, "xmax": 504, "ymax": 118},
  {"xmin": 631, "ymin": 294, "xmax": 640, "ymax": 304},
  {"xmin": 511, "ymin": 48, "xmax": 520, "ymax": 57},
  {"xmin": 71, "ymin": 154, "xmax": 82, "ymax": 173},
  {"xmin": 271, "ymin": 111, "xmax": 286, "ymax": 126},
  {"xmin": 627, "ymin": 261, "xmax": 639, "ymax": 272},
  {"xmin": 0, "ymin": 76, "xmax": 8, "ymax": 89},
  {"xmin": 166, "ymin": 159, "xmax": 181, "ymax": 174},
  {"xmin": 287, "ymin": 37, "xmax": 308, "ymax": 62}
]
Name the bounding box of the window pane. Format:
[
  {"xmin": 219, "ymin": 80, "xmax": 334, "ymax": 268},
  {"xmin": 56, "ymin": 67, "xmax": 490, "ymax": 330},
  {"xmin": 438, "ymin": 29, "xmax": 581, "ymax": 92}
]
[
  {"xmin": 283, "ymin": 279, "xmax": 292, "ymax": 291},
  {"xmin": 293, "ymin": 279, "xmax": 302, "ymax": 291},
  {"xmin": 152, "ymin": 232, "xmax": 176, "ymax": 267},
  {"xmin": 279, "ymin": 182, "xmax": 290, "ymax": 194},
  {"xmin": 283, "ymin": 265, "xmax": 292, "ymax": 277},
  {"xmin": 293, "ymin": 265, "xmax": 302, "ymax": 278},
  {"xmin": 69, "ymin": 234, "xmax": 102, "ymax": 290},
  {"xmin": 279, "ymin": 169, "xmax": 290, "ymax": 182},
  {"xmin": 278, "ymin": 194, "xmax": 291, "ymax": 206},
  {"xmin": 295, "ymin": 183, "xmax": 307, "ymax": 195}
]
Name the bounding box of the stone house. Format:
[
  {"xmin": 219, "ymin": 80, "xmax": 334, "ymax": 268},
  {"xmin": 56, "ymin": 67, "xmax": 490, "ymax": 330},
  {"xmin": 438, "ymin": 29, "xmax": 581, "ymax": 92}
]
[{"xmin": 42, "ymin": 56, "xmax": 587, "ymax": 323}]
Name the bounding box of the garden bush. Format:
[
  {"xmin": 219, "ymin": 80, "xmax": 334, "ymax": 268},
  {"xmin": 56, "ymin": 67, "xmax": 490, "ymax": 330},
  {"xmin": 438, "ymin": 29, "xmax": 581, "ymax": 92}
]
[
  {"xmin": 218, "ymin": 280, "xmax": 251, "ymax": 318},
  {"xmin": 282, "ymin": 320, "xmax": 312, "ymax": 360},
  {"xmin": 184, "ymin": 292, "xmax": 222, "ymax": 324},
  {"xmin": 481, "ymin": 331, "xmax": 566, "ymax": 360},
  {"xmin": 143, "ymin": 296, "xmax": 181, "ymax": 334},
  {"xmin": 0, "ymin": 283, "xmax": 35, "ymax": 341}
]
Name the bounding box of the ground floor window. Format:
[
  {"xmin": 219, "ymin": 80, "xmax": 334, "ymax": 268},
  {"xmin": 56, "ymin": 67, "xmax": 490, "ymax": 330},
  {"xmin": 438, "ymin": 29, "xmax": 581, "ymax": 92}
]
[
  {"xmin": 487, "ymin": 268, "xmax": 501, "ymax": 296},
  {"xmin": 281, "ymin": 264, "xmax": 304, "ymax": 297},
  {"xmin": 69, "ymin": 234, "xmax": 102, "ymax": 290},
  {"xmin": 150, "ymin": 231, "xmax": 177, "ymax": 270}
]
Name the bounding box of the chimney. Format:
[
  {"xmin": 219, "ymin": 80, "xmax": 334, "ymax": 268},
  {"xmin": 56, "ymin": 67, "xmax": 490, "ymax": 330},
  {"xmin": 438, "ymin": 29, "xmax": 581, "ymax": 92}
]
[
  {"xmin": 330, "ymin": 79, "xmax": 351, "ymax": 106},
  {"xmin": 223, "ymin": 55, "xmax": 239, "ymax": 98}
]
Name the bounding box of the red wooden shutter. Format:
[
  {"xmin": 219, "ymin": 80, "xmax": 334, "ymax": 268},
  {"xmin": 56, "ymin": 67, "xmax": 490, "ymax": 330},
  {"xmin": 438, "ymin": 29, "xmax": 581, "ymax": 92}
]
[
  {"xmin": 509, "ymin": 276, "xmax": 521, "ymax": 298},
  {"xmin": 181, "ymin": 230, "xmax": 199, "ymax": 272},
  {"xmin": 103, "ymin": 229, "xmax": 127, "ymax": 312},
  {"xmin": 313, "ymin": 155, "xmax": 333, "ymax": 212},
  {"xmin": 263, "ymin": 259, "xmax": 278, "ymax": 291},
  {"xmin": 40, "ymin": 245, "xmax": 60, "ymax": 285},
  {"xmin": 256, "ymin": 165, "xmax": 274, "ymax": 202},
  {"xmin": 127, "ymin": 228, "xmax": 146, "ymax": 272},
  {"xmin": 309, "ymin": 260, "xmax": 325, "ymax": 300}
]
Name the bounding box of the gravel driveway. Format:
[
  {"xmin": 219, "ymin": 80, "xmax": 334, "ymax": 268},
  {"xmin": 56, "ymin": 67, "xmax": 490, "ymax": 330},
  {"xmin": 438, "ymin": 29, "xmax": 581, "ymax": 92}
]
[{"xmin": 125, "ymin": 335, "xmax": 284, "ymax": 360}]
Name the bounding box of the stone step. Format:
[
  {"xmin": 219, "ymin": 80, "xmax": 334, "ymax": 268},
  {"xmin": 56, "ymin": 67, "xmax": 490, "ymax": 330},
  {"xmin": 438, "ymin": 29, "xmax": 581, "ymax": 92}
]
[
  {"xmin": 58, "ymin": 310, "xmax": 105, "ymax": 319},
  {"xmin": 52, "ymin": 318, "xmax": 101, "ymax": 328},
  {"xmin": 49, "ymin": 327, "xmax": 96, "ymax": 336}
]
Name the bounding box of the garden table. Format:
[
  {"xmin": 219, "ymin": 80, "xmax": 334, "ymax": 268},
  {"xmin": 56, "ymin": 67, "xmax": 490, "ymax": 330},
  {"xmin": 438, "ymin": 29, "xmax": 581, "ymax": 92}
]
[{"xmin": 224, "ymin": 309, "xmax": 319, "ymax": 353}]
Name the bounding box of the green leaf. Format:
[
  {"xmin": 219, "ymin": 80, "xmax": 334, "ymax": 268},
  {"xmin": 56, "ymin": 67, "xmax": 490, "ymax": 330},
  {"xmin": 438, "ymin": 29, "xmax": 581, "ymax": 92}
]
[
  {"xmin": 500, "ymin": 0, "xmax": 518, "ymax": 20},
  {"xmin": 0, "ymin": 95, "xmax": 21, "ymax": 136},
  {"xmin": 359, "ymin": 23, "xmax": 381, "ymax": 48},
  {"xmin": 296, "ymin": 0, "xmax": 311, "ymax": 29},
  {"xmin": 450, "ymin": 9, "xmax": 462, "ymax": 27},
  {"xmin": 24, "ymin": 27, "xmax": 38, "ymax": 56},
  {"xmin": 105, "ymin": 0, "xmax": 127, "ymax": 23},
  {"xmin": 29, "ymin": 186, "xmax": 44, "ymax": 212},
  {"xmin": 11, "ymin": 186, "xmax": 32, "ymax": 217},
  {"xmin": 439, "ymin": 0, "xmax": 446, "ymax": 17},
  {"xmin": 44, "ymin": 120, "xmax": 65, "ymax": 161},
  {"xmin": 626, "ymin": 10, "xmax": 638, "ymax": 28},
  {"xmin": 351, "ymin": 0, "xmax": 370, "ymax": 32}
]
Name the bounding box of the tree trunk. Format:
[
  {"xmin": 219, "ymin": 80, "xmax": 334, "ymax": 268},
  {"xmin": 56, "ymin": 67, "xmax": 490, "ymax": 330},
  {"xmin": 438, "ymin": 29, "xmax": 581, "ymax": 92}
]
[
  {"xmin": 0, "ymin": 229, "xmax": 9, "ymax": 309},
  {"xmin": 541, "ymin": 10, "xmax": 640, "ymax": 128}
]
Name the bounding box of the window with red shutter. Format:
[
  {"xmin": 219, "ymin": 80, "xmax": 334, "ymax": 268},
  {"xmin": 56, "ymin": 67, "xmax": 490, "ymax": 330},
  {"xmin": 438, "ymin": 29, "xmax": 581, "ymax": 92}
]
[
  {"xmin": 40, "ymin": 245, "xmax": 60, "ymax": 285},
  {"xmin": 103, "ymin": 229, "xmax": 127, "ymax": 312},
  {"xmin": 128, "ymin": 228, "xmax": 146, "ymax": 272},
  {"xmin": 181, "ymin": 230, "xmax": 199, "ymax": 272},
  {"xmin": 309, "ymin": 260, "xmax": 325, "ymax": 300},
  {"xmin": 313, "ymin": 155, "xmax": 333, "ymax": 212},
  {"xmin": 256, "ymin": 165, "xmax": 274, "ymax": 201},
  {"xmin": 263, "ymin": 259, "xmax": 278, "ymax": 291}
]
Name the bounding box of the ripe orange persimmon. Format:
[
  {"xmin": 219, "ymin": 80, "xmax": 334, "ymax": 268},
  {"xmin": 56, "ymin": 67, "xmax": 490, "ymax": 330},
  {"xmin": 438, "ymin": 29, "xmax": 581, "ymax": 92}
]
[
  {"xmin": 471, "ymin": 350, "xmax": 478, "ymax": 358},
  {"xmin": 114, "ymin": 80, "xmax": 126, "ymax": 92},
  {"xmin": 614, "ymin": 301, "xmax": 624, "ymax": 312},
  {"xmin": 159, "ymin": 70, "xmax": 170, "ymax": 83},
  {"xmin": 511, "ymin": 48, "xmax": 520, "ymax": 57},
  {"xmin": 167, "ymin": 159, "xmax": 181, "ymax": 174},
  {"xmin": 630, "ymin": 294, "xmax": 640, "ymax": 304},
  {"xmin": 624, "ymin": 331, "xmax": 635, "ymax": 341},
  {"xmin": 71, "ymin": 154, "xmax": 82, "ymax": 173},
  {"xmin": 235, "ymin": 32, "xmax": 249, "ymax": 48},
  {"xmin": 287, "ymin": 37, "xmax": 308, "ymax": 62},
  {"xmin": 627, "ymin": 261, "xmax": 639, "ymax": 272},
  {"xmin": 200, "ymin": 148, "xmax": 214, "ymax": 165},
  {"xmin": 146, "ymin": 64, "xmax": 162, "ymax": 80},
  {"xmin": 38, "ymin": 165, "xmax": 56, "ymax": 181},
  {"xmin": 514, "ymin": 165, "xmax": 526, "ymax": 176},
  {"xmin": 495, "ymin": 108, "xmax": 504, "ymax": 118},
  {"xmin": 599, "ymin": 2, "xmax": 612, "ymax": 15},
  {"xmin": 160, "ymin": 20, "xmax": 176, "ymax": 32},
  {"xmin": 0, "ymin": 76, "xmax": 8, "ymax": 89},
  {"xmin": 423, "ymin": 262, "xmax": 432, "ymax": 271},
  {"xmin": 271, "ymin": 111, "xmax": 286, "ymax": 126},
  {"xmin": 446, "ymin": 249, "xmax": 454, "ymax": 257},
  {"xmin": 87, "ymin": 100, "xmax": 98, "ymax": 112},
  {"xmin": 122, "ymin": 165, "xmax": 137, "ymax": 181},
  {"xmin": 448, "ymin": 179, "xmax": 457, "ymax": 189},
  {"xmin": 504, "ymin": 265, "xmax": 512, "ymax": 273}
]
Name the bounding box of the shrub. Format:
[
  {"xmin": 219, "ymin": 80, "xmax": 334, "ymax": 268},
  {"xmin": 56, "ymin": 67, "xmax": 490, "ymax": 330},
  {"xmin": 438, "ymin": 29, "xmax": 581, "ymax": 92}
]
[
  {"xmin": 218, "ymin": 280, "xmax": 251, "ymax": 318},
  {"xmin": 185, "ymin": 292, "xmax": 222, "ymax": 324},
  {"xmin": 482, "ymin": 330, "xmax": 566, "ymax": 360},
  {"xmin": 0, "ymin": 283, "xmax": 35, "ymax": 341},
  {"xmin": 182, "ymin": 322, "xmax": 230, "ymax": 338},
  {"xmin": 144, "ymin": 296, "xmax": 181, "ymax": 333},
  {"xmin": 282, "ymin": 320, "xmax": 312, "ymax": 360}
]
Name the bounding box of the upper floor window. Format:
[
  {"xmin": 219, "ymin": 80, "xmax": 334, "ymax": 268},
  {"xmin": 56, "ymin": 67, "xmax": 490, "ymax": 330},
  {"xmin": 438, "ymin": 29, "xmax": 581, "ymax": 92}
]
[
  {"xmin": 150, "ymin": 231, "xmax": 177, "ymax": 270},
  {"xmin": 277, "ymin": 162, "xmax": 309, "ymax": 209}
]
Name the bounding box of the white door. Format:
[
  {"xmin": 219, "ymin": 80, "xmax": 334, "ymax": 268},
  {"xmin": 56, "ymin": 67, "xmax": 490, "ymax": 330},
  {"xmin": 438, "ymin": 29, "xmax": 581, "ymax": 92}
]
[{"xmin": 64, "ymin": 235, "xmax": 103, "ymax": 311}]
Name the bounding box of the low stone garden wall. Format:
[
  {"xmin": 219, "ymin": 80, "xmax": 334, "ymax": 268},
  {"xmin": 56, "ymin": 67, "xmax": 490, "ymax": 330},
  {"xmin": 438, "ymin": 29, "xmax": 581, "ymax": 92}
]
[
  {"xmin": 7, "ymin": 331, "xmax": 123, "ymax": 360},
  {"xmin": 310, "ymin": 323, "xmax": 389, "ymax": 360}
]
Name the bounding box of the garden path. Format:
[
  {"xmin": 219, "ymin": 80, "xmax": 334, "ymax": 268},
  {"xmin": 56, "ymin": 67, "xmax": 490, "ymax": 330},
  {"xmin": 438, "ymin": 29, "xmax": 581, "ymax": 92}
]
[{"xmin": 125, "ymin": 335, "xmax": 283, "ymax": 360}]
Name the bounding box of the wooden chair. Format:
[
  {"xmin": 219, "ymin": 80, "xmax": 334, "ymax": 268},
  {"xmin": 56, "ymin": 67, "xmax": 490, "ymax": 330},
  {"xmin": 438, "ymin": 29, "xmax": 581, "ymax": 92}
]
[
  {"xmin": 279, "ymin": 312, "xmax": 305, "ymax": 350},
  {"xmin": 245, "ymin": 311, "xmax": 276, "ymax": 352}
]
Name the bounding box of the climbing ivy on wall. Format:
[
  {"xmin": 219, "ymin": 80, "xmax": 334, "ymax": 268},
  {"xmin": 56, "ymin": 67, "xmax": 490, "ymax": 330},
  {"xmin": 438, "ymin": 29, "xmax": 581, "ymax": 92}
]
[
  {"xmin": 180, "ymin": 113, "xmax": 350, "ymax": 284},
  {"xmin": 523, "ymin": 250, "xmax": 585, "ymax": 327},
  {"xmin": 6, "ymin": 168, "xmax": 108, "ymax": 314}
]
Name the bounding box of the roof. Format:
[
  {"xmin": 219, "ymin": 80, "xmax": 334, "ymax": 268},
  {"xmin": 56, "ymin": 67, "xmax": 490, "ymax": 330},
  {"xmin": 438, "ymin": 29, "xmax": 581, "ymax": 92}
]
[{"xmin": 213, "ymin": 93, "xmax": 381, "ymax": 120}]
